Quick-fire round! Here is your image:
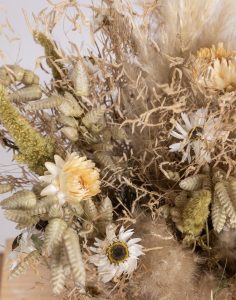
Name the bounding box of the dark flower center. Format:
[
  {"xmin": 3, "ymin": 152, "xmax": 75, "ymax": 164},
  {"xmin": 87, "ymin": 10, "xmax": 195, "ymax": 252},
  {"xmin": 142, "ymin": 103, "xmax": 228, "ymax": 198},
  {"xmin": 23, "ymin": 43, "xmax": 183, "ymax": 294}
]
[
  {"xmin": 188, "ymin": 126, "xmax": 203, "ymax": 140},
  {"xmin": 106, "ymin": 241, "xmax": 129, "ymax": 265}
]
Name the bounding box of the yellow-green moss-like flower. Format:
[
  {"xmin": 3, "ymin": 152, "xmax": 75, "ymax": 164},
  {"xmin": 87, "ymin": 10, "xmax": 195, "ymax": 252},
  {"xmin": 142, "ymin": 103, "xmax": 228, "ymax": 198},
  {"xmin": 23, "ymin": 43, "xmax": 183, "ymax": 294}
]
[
  {"xmin": 0, "ymin": 85, "xmax": 55, "ymax": 174},
  {"xmin": 182, "ymin": 189, "xmax": 211, "ymax": 237}
]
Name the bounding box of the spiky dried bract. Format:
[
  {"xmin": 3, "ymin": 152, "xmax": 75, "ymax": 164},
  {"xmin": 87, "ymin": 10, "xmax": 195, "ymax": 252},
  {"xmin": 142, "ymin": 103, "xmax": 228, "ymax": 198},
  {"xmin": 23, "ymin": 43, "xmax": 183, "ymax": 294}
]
[
  {"xmin": 31, "ymin": 196, "xmax": 58, "ymax": 215},
  {"xmin": 98, "ymin": 197, "xmax": 113, "ymax": 232},
  {"xmin": 0, "ymin": 190, "xmax": 37, "ymax": 210},
  {"xmin": 211, "ymin": 194, "xmax": 227, "ymax": 233},
  {"xmin": 58, "ymin": 92, "xmax": 83, "ymax": 117},
  {"xmin": 83, "ymin": 198, "xmax": 98, "ymax": 221},
  {"xmin": 215, "ymin": 182, "xmax": 236, "ymax": 223},
  {"xmin": 61, "ymin": 126, "xmax": 79, "ymax": 142},
  {"xmin": 48, "ymin": 204, "xmax": 64, "ymax": 219},
  {"xmin": 70, "ymin": 62, "xmax": 89, "ymax": 97},
  {"xmin": 43, "ymin": 218, "xmax": 67, "ymax": 256},
  {"xmin": 0, "ymin": 183, "xmax": 13, "ymax": 194},
  {"xmin": 26, "ymin": 96, "xmax": 64, "ymax": 111},
  {"xmin": 63, "ymin": 228, "xmax": 85, "ymax": 289},
  {"xmin": 5, "ymin": 209, "xmax": 35, "ymax": 225},
  {"xmin": 182, "ymin": 190, "xmax": 211, "ymax": 237},
  {"xmin": 50, "ymin": 247, "xmax": 66, "ymax": 295},
  {"xmin": 58, "ymin": 115, "xmax": 78, "ymax": 128},
  {"xmin": 0, "ymin": 85, "xmax": 55, "ymax": 175},
  {"xmin": 82, "ymin": 105, "xmax": 106, "ymax": 133},
  {"xmin": 8, "ymin": 85, "xmax": 42, "ymax": 102},
  {"xmin": 69, "ymin": 203, "xmax": 84, "ymax": 217},
  {"xmin": 9, "ymin": 250, "xmax": 41, "ymax": 279},
  {"xmin": 179, "ymin": 174, "xmax": 206, "ymax": 191}
]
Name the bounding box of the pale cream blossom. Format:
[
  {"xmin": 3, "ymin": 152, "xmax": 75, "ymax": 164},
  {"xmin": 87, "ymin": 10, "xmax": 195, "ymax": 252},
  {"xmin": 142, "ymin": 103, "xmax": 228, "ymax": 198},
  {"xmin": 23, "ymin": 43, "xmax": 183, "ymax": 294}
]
[{"xmin": 40, "ymin": 153, "xmax": 100, "ymax": 205}]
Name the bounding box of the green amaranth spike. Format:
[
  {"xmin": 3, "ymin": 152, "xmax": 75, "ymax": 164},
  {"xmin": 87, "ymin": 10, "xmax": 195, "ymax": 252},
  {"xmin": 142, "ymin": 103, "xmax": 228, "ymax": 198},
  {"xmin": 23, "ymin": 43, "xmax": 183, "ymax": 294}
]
[
  {"xmin": 0, "ymin": 85, "xmax": 55, "ymax": 175},
  {"xmin": 182, "ymin": 189, "xmax": 212, "ymax": 237}
]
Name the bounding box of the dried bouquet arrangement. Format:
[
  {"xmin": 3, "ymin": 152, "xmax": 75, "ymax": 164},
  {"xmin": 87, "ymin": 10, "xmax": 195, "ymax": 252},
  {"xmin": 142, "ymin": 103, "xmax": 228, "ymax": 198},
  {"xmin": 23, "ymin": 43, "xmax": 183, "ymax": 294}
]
[{"xmin": 2, "ymin": 0, "xmax": 236, "ymax": 299}]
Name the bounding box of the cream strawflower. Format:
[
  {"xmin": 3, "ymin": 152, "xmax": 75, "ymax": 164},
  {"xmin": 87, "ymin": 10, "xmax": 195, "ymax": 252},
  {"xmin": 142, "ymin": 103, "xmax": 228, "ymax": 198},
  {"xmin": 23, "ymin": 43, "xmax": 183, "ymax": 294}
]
[
  {"xmin": 169, "ymin": 108, "xmax": 228, "ymax": 163},
  {"xmin": 40, "ymin": 153, "xmax": 100, "ymax": 205},
  {"xmin": 193, "ymin": 43, "xmax": 236, "ymax": 92},
  {"xmin": 89, "ymin": 224, "xmax": 144, "ymax": 283}
]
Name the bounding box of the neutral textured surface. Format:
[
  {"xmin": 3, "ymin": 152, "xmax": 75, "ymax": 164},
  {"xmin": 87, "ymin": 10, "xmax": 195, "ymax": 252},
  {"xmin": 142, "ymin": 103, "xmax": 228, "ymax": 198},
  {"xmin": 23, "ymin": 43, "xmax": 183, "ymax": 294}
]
[{"xmin": 0, "ymin": 240, "xmax": 62, "ymax": 300}]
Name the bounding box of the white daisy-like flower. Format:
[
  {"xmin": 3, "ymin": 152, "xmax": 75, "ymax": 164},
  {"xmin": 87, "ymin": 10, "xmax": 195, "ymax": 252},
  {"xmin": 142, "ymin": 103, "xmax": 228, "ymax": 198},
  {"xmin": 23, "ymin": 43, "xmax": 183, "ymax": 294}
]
[
  {"xmin": 39, "ymin": 152, "xmax": 100, "ymax": 205},
  {"xmin": 169, "ymin": 108, "xmax": 228, "ymax": 163},
  {"xmin": 8, "ymin": 228, "xmax": 43, "ymax": 270},
  {"xmin": 89, "ymin": 224, "xmax": 144, "ymax": 283}
]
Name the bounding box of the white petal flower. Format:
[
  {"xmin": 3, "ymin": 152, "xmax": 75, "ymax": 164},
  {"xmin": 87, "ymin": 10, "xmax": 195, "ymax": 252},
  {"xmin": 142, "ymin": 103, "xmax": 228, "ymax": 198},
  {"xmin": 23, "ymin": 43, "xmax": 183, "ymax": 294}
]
[
  {"xmin": 89, "ymin": 224, "xmax": 144, "ymax": 283},
  {"xmin": 193, "ymin": 43, "xmax": 236, "ymax": 92},
  {"xmin": 8, "ymin": 228, "xmax": 43, "ymax": 271},
  {"xmin": 39, "ymin": 153, "xmax": 100, "ymax": 205},
  {"xmin": 169, "ymin": 108, "xmax": 228, "ymax": 163}
]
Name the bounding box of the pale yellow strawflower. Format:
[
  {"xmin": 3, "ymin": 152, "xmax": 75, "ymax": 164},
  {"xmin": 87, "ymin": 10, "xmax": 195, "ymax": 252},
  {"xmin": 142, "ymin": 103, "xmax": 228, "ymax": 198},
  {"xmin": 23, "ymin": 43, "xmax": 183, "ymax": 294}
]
[
  {"xmin": 40, "ymin": 153, "xmax": 100, "ymax": 205},
  {"xmin": 193, "ymin": 43, "xmax": 236, "ymax": 92}
]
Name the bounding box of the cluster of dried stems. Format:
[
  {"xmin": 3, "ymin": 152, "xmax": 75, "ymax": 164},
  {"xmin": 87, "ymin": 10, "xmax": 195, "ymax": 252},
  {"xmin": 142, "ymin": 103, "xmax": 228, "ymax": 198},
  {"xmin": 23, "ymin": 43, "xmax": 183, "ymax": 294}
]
[{"xmin": 1, "ymin": 0, "xmax": 236, "ymax": 299}]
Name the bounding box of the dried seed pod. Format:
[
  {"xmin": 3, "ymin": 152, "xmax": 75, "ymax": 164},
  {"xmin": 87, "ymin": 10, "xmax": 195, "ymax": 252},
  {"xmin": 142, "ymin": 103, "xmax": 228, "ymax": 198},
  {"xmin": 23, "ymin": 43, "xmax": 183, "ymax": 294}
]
[
  {"xmin": 165, "ymin": 170, "xmax": 181, "ymax": 181},
  {"xmin": 98, "ymin": 196, "xmax": 113, "ymax": 223},
  {"xmin": 182, "ymin": 189, "xmax": 211, "ymax": 237},
  {"xmin": 92, "ymin": 143, "xmax": 113, "ymax": 152},
  {"xmin": 175, "ymin": 191, "xmax": 188, "ymax": 208},
  {"xmin": 9, "ymin": 250, "xmax": 41, "ymax": 279},
  {"xmin": 211, "ymin": 193, "xmax": 226, "ymax": 233},
  {"xmin": 48, "ymin": 204, "xmax": 64, "ymax": 219},
  {"xmin": 26, "ymin": 96, "xmax": 63, "ymax": 111},
  {"xmin": 6, "ymin": 65, "xmax": 25, "ymax": 82},
  {"xmin": 215, "ymin": 182, "xmax": 236, "ymax": 223},
  {"xmin": 15, "ymin": 216, "xmax": 40, "ymax": 229},
  {"xmin": 51, "ymin": 247, "xmax": 66, "ymax": 295},
  {"xmin": 63, "ymin": 228, "xmax": 85, "ymax": 288},
  {"xmin": 31, "ymin": 196, "xmax": 58, "ymax": 215},
  {"xmin": 43, "ymin": 218, "xmax": 67, "ymax": 256},
  {"xmin": 83, "ymin": 199, "xmax": 98, "ymax": 220},
  {"xmin": 179, "ymin": 174, "xmax": 206, "ymax": 191},
  {"xmin": 61, "ymin": 126, "xmax": 79, "ymax": 142},
  {"xmin": 82, "ymin": 105, "xmax": 106, "ymax": 132},
  {"xmin": 94, "ymin": 151, "xmax": 116, "ymax": 171},
  {"xmin": 8, "ymin": 84, "xmax": 42, "ymax": 102},
  {"xmin": 228, "ymin": 179, "xmax": 236, "ymax": 209},
  {"xmin": 63, "ymin": 207, "xmax": 74, "ymax": 224},
  {"xmin": 110, "ymin": 126, "xmax": 127, "ymax": 140},
  {"xmin": 58, "ymin": 92, "xmax": 83, "ymax": 117},
  {"xmin": 58, "ymin": 115, "xmax": 78, "ymax": 128},
  {"xmin": 69, "ymin": 203, "xmax": 84, "ymax": 217},
  {"xmin": 4, "ymin": 210, "xmax": 34, "ymax": 225},
  {"xmin": 0, "ymin": 190, "xmax": 37, "ymax": 210},
  {"xmin": 70, "ymin": 62, "xmax": 89, "ymax": 97},
  {"xmin": 0, "ymin": 183, "xmax": 13, "ymax": 194},
  {"xmin": 22, "ymin": 70, "xmax": 36, "ymax": 85}
]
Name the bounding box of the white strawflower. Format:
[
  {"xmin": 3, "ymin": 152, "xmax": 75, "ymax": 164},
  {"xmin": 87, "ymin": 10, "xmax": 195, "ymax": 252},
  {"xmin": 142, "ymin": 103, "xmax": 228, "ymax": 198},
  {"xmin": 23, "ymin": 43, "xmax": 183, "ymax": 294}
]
[
  {"xmin": 169, "ymin": 108, "xmax": 227, "ymax": 163},
  {"xmin": 89, "ymin": 224, "xmax": 144, "ymax": 283},
  {"xmin": 9, "ymin": 228, "xmax": 42, "ymax": 271},
  {"xmin": 193, "ymin": 43, "xmax": 236, "ymax": 92},
  {"xmin": 39, "ymin": 153, "xmax": 100, "ymax": 205}
]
